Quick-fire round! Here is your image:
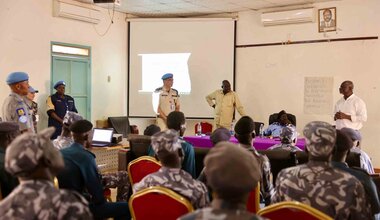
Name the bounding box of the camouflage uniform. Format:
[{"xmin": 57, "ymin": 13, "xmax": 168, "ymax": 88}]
[
  {"xmin": 179, "ymin": 199, "xmax": 266, "ymax": 220},
  {"xmin": 2, "ymin": 92, "xmax": 34, "ymax": 133},
  {"xmin": 268, "ymin": 143, "xmax": 302, "ymax": 151},
  {"xmin": 240, "ymin": 144, "xmax": 274, "ymax": 205},
  {"xmin": 102, "ymin": 170, "xmax": 130, "ymax": 202},
  {"xmin": 133, "ymin": 167, "xmax": 209, "ymax": 209},
  {"xmin": 0, "ymin": 180, "xmax": 92, "ymax": 219},
  {"xmin": 52, "ymin": 136, "xmax": 74, "ymax": 150},
  {"xmin": 273, "ymin": 121, "xmax": 371, "ymax": 220}
]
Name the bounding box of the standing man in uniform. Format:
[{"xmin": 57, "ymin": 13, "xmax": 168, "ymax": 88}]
[
  {"xmin": 206, "ymin": 80, "xmax": 245, "ymax": 130},
  {"xmin": 24, "ymin": 86, "xmax": 39, "ymax": 132},
  {"xmin": 46, "ymin": 80, "xmax": 78, "ymax": 139},
  {"xmin": 334, "ymin": 80, "xmax": 367, "ymax": 136},
  {"xmin": 153, "ymin": 73, "xmax": 180, "ymax": 130},
  {"xmin": 2, "ymin": 72, "xmax": 35, "ymax": 133}
]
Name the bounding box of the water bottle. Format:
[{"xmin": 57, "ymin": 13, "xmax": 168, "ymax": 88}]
[
  {"xmin": 230, "ymin": 121, "xmax": 235, "ymax": 135},
  {"xmin": 197, "ymin": 122, "xmax": 202, "ymax": 136},
  {"xmin": 259, "ymin": 124, "xmax": 264, "ymax": 137}
]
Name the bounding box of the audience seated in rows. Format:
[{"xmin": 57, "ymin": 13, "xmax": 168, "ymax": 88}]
[
  {"xmin": 332, "ymin": 129, "xmax": 380, "ymax": 218},
  {"xmin": 57, "ymin": 120, "xmax": 130, "ymax": 220},
  {"xmin": 180, "ymin": 142, "xmax": 264, "ymax": 220},
  {"xmin": 52, "ymin": 111, "xmax": 83, "ymax": 150},
  {"xmin": 264, "ymin": 110, "xmax": 295, "ymax": 138},
  {"xmin": 268, "ymin": 126, "xmax": 301, "ymax": 151},
  {"xmin": 340, "ymin": 127, "xmax": 375, "ymax": 174},
  {"xmin": 133, "ymin": 129, "xmax": 209, "ymax": 209},
  {"xmin": 273, "ymin": 121, "xmax": 371, "ymax": 219},
  {"xmin": 0, "ymin": 127, "xmax": 92, "ymax": 219},
  {"xmin": 234, "ymin": 116, "xmax": 274, "ymax": 206},
  {"xmin": 0, "ymin": 122, "xmax": 20, "ymax": 198},
  {"xmin": 148, "ymin": 111, "xmax": 196, "ymax": 178}
]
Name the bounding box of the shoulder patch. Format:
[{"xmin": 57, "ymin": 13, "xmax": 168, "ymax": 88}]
[{"xmin": 16, "ymin": 108, "xmax": 26, "ymax": 116}]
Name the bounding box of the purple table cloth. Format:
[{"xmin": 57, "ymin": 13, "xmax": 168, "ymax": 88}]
[{"xmin": 183, "ymin": 135, "xmax": 305, "ymax": 151}]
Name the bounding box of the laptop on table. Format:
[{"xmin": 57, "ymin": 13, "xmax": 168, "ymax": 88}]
[{"xmin": 91, "ymin": 128, "xmax": 114, "ymax": 147}]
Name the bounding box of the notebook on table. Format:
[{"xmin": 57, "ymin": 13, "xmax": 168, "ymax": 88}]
[{"xmin": 91, "ymin": 128, "xmax": 114, "ymax": 147}]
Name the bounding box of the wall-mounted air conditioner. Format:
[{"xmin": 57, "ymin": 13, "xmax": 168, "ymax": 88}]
[
  {"xmin": 261, "ymin": 8, "xmax": 315, "ymax": 26},
  {"xmin": 53, "ymin": 0, "xmax": 101, "ymax": 24}
]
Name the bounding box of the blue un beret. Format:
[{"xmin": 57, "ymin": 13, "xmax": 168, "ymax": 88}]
[
  {"xmin": 6, "ymin": 72, "xmax": 29, "ymax": 85},
  {"xmin": 54, "ymin": 80, "xmax": 66, "ymax": 89},
  {"xmin": 161, "ymin": 73, "xmax": 173, "ymax": 80}
]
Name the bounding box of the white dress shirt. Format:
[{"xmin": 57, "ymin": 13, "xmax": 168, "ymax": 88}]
[{"xmin": 334, "ymin": 94, "xmax": 367, "ymax": 130}]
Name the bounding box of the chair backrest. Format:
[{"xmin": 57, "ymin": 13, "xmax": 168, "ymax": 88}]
[
  {"xmin": 296, "ymin": 151, "xmax": 361, "ymax": 168},
  {"xmin": 246, "ymin": 182, "xmax": 261, "ymax": 213},
  {"xmin": 257, "ymin": 201, "xmax": 333, "ymax": 220},
  {"xmin": 258, "ymin": 149, "xmax": 297, "ymax": 184},
  {"xmin": 128, "ymin": 156, "xmax": 161, "ymax": 185},
  {"xmin": 129, "ymin": 186, "xmax": 194, "ymax": 220},
  {"xmin": 194, "ymin": 122, "xmax": 213, "ymax": 135},
  {"xmin": 108, "ymin": 116, "xmax": 131, "ymax": 137},
  {"xmin": 128, "ymin": 134, "xmax": 152, "ymax": 161},
  {"xmin": 269, "ymin": 113, "xmax": 296, "ymax": 126}
]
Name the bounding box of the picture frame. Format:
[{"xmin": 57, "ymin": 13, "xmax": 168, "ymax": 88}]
[{"xmin": 318, "ymin": 7, "xmax": 336, "ymax": 33}]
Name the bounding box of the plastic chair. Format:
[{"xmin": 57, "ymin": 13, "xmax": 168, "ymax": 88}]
[
  {"xmin": 257, "ymin": 201, "xmax": 333, "ymax": 220},
  {"xmin": 246, "ymin": 182, "xmax": 260, "ymax": 213},
  {"xmin": 128, "ymin": 156, "xmax": 161, "ymax": 185},
  {"xmin": 194, "ymin": 122, "xmax": 213, "ymax": 135},
  {"xmin": 129, "ymin": 186, "xmax": 194, "ymax": 220}
]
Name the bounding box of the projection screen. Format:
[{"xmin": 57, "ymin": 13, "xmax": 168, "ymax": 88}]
[{"xmin": 128, "ymin": 18, "xmax": 235, "ymax": 118}]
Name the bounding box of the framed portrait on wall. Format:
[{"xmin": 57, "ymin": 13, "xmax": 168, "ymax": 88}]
[{"xmin": 318, "ymin": 7, "xmax": 336, "ymax": 32}]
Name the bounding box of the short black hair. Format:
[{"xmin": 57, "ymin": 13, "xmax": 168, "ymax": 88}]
[
  {"xmin": 167, "ymin": 111, "xmax": 185, "ymax": 131},
  {"xmin": 332, "ymin": 129, "xmax": 354, "ymax": 161},
  {"xmin": 144, "ymin": 124, "xmax": 161, "ymax": 136}
]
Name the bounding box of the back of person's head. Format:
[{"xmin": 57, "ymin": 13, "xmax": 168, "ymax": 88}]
[
  {"xmin": 5, "ymin": 127, "xmax": 64, "ymax": 178},
  {"xmin": 332, "ymin": 130, "xmax": 354, "ymax": 162},
  {"xmin": 151, "ymin": 129, "xmax": 183, "ymax": 168},
  {"xmin": 210, "ymin": 128, "xmax": 231, "ymax": 146},
  {"xmin": 167, "ymin": 111, "xmax": 186, "ymax": 132},
  {"xmin": 0, "ymin": 122, "xmax": 20, "ymax": 148},
  {"xmin": 280, "ymin": 126, "xmax": 297, "ymax": 144},
  {"xmin": 303, "ymin": 121, "xmax": 336, "ymax": 161},
  {"xmin": 70, "ymin": 120, "xmax": 93, "ymax": 143},
  {"xmin": 144, "ymin": 124, "xmax": 161, "ymax": 136},
  {"xmin": 234, "ymin": 116, "xmax": 255, "ymax": 145},
  {"xmin": 204, "ymin": 142, "xmax": 261, "ymax": 203},
  {"xmin": 340, "ymin": 127, "xmax": 361, "ymax": 147}
]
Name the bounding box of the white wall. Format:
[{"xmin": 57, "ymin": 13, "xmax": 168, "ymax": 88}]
[
  {"xmin": 236, "ymin": 0, "xmax": 380, "ymax": 166},
  {"xmin": 0, "ymin": 0, "xmax": 127, "ymax": 131}
]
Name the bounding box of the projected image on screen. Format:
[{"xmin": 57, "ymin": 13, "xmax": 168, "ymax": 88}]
[{"xmin": 139, "ymin": 53, "xmax": 192, "ymax": 94}]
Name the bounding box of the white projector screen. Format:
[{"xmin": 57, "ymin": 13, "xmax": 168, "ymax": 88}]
[{"xmin": 128, "ymin": 18, "xmax": 235, "ymax": 118}]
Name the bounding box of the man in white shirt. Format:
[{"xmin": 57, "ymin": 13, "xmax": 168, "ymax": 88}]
[{"xmin": 334, "ymin": 80, "xmax": 367, "ymax": 131}]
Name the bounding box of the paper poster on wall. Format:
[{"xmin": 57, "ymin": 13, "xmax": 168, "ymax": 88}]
[{"xmin": 304, "ymin": 77, "xmax": 333, "ymax": 114}]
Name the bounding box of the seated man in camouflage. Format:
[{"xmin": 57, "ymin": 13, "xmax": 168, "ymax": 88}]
[
  {"xmin": 134, "ymin": 129, "xmax": 209, "ymax": 209},
  {"xmin": 57, "ymin": 120, "xmax": 130, "ymax": 220},
  {"xmin": 273, "ymin": 121, "xmax": 371, "ymax": 219},
  {"xmin": 179, "ymin": 142, "xmax": 264, "ymax": 220},
  {"xmin": 148, "ymin": 111, "xmax": 196, "ymax": 178},
  {"xmin": 0, "ymin": 122, "xmax": 20, "ymax": 198},
  {"xmin": 234, "ymin": 116, "xmax": 274, "ymax": 205},
  {"xmin": 268, "ymin": 126, "xmax": 302, "ymax": 151},
  {"xmin": 52, "ymin": 111, "xmax": 83, "ymax": 150},
  {"xmin": 0, "ymin": 127, "xmax": 92, "ymax": 219}
]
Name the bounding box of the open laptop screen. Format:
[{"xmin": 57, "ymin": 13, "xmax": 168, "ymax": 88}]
[{"xmin": 92, "ymin": 128, "xmax": 113, "ymax": 143}]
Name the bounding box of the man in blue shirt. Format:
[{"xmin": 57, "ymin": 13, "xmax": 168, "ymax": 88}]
[{"xmin": 57, "ymin": 120, "xmax": 130, "ymax": 220}]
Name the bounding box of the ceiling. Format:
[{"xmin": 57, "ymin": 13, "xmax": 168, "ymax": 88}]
[{"xmin": 81, "ymin": 0, "xmax": 336, "ymax": 18}]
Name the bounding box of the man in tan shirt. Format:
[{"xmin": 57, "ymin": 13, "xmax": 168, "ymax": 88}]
[{"xmin": 206, "ymin": 80, "xmax": 245, "ymax": 130}]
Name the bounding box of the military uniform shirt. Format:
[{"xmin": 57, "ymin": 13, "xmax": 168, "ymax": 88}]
[
  {"xmin": 206, "ymin": 90, "xmax": 245, "ymax": 129},
  {"xmin": 2, "ymin": 92, "xmax": 34, "ymax": 133},
  {"xmin": 133, "ymin": 167, "xmax": 209, "ymax": 209},
  {"xmin": 179, "ymin": 199, "xmax": 267, "ymax": 220},
  {"xmin": 0, "ymin": 179, "xmax": 92, "ymax": 219},
  {"xmin": 268, "ymin": 143, "xmax": 302, "ymax": 151},
  {"xmin": 273, "ymin": 160, "xmax": 371, "ymax": 220},
  {"xmin": 154, "ymin": 87, "xmax": 180, "ymax": 116},
  {"xmin": 52, "ymin": 136, "xmax": 74, "ymax": 150}
]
